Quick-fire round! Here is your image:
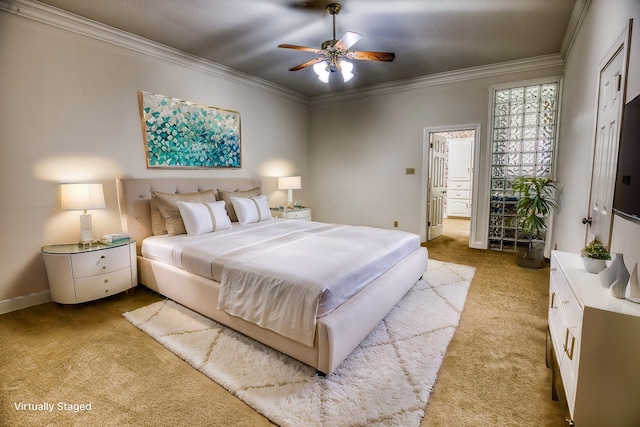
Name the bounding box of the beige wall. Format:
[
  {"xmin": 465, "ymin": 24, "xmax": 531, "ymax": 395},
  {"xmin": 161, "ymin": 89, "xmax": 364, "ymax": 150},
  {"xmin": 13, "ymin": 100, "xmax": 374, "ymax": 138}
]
[
  {"xmin": 552, "ymin": 0, "xmax": 640, "ymax": 271},
  {"xmin": 0, "ymin": 10, "xmax": 310, "ymax": 302}
]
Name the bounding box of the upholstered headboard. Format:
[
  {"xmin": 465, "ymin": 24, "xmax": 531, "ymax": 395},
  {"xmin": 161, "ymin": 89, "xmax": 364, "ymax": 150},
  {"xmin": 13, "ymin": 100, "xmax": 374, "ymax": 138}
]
[{"xmin": 116, "ymin": 177, "xmax": 262, "ymax": 254}]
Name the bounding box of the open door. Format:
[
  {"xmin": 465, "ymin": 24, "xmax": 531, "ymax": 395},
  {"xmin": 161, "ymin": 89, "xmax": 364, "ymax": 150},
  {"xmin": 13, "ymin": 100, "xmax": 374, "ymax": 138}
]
[{"xmin": 427, "ymin": 133, "xmax": 447, "ymax": 240}]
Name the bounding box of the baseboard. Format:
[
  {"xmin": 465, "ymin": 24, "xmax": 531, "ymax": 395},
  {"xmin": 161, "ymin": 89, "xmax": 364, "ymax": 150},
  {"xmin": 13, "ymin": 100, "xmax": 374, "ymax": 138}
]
[{"xmin": 0, "ymin": 290, "xmax": 51, "ymax": 315}]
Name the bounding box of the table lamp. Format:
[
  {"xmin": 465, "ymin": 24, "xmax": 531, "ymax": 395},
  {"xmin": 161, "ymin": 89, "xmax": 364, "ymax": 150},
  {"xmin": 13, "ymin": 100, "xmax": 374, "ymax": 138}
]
[
  {"xmin": 60, "ymin": 183, "xmax": 106, "ymax": 245},
  {"xmin": 278, "ymin": 176, "xmax": 301, "ymax": 208}
]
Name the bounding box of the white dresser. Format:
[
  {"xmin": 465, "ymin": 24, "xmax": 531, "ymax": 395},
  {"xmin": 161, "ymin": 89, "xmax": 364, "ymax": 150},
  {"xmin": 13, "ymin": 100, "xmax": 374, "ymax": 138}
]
[
  {"xmin": 548, "ymin": 251, "xmax": 640, "ymax": 427},
  {"xmin": 42, "ymin": 240, "xmax": 137, "ymax": 304}
]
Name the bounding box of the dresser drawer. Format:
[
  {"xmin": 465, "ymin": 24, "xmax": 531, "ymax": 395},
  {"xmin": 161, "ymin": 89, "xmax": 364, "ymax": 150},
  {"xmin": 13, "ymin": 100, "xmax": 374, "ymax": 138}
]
[
  {"xmin": 548, "ymin": 275, "xmax": 566, "ymax": 360},
  {"xmin": 287, "ymin": 210, "xmax": 310, "ymax": 219},
  {"xmin": 448, "ymin": 190, "xmax": 471, "ymax": 199},
  {"xmin": 449, "ymin": 181, "xmax": 471, "ymax": 190},
  {"xmin": 70, "ymin": 245, "xmax": 131, "ymax": 278},
  {"xmin": 74, "ymin": 268, "xmax": 133, "ymax": 303}
]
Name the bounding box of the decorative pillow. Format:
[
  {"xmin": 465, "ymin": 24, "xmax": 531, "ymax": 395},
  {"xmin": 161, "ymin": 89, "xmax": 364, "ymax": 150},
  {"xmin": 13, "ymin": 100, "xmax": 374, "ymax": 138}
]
[
  {"xmin": 177, "ymin": 201, "xmax": 231, "ymax": 235},
  {"xmin": 150, "ymin": 198, "xmax": 167, "ymax": 236},
  {"xmin": 253, "ymin": 194, "xmax": 272, "ymax": 221},
  {"xmin": 231, "ymin": 195, "xmax": 272, "ymax": 225},
  {"xmin": 152, "ymin": 190, "xmax": 216, "ymax": 235},
  {"xmin": 217, "ymin": 187, "xmax": 260, "ymax": 222}
]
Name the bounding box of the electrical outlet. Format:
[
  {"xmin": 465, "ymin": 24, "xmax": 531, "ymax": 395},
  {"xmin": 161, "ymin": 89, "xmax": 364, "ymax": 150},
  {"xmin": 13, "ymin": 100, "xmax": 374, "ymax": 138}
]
[
  {"xmin": 393, "ymin": 221, "xmax": 398, "ymax": 227},
  {"xmin": 406, "ymin": 168, "xmax": 415, "ymax": 175}
]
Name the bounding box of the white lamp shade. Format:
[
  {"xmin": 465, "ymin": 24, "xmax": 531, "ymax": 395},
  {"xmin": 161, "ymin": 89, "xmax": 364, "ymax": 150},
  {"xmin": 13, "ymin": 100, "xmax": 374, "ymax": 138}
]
[
  {"xmin": 60, "ymin": 183, "xmax": 106, "ymax": 211},
  {"xmin": 278, "ymin": 176, "xmax": 302, "ymax": 190},
  {"xmin": 313, "ymin": 61, "xmax": 330, "ymax": 83},
  {"xmin": 339, "ymin": 60, "xmax": 354, "ymax": 82}
]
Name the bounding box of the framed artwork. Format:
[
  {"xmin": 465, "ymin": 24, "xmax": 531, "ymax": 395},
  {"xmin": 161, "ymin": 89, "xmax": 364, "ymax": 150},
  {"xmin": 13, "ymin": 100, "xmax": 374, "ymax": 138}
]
[{"xmin": 139, "ymin": 91, "xmax": 241, "ymax": 169}]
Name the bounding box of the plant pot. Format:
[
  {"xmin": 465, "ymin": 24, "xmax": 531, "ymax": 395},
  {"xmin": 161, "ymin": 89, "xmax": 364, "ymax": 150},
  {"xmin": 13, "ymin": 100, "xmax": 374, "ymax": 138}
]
[
  {"xmin": 582, "ymin": 257, "xmax": 606, "ymax": 274},
  {"xmin": 517, "ymin": 245, "xmax": 544, "ymax": 269}
]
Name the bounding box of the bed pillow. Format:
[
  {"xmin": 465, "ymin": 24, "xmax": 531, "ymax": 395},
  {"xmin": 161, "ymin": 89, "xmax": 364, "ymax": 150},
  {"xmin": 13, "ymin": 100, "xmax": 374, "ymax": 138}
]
[
  {"xmin": 231, "ymin": 195, "xmax": 272, "ymax": 225},
  {"xmin": 152, "ymin": 189, "xmax": 217, "ymax": 235},
  {"xmin": 217, "ymin": 187, "xmax": 260, "ymax": 222},
  {"xmin": 177, "ymin": 201, "xmax": 231, "ymax": 235},
  {"xmin": 149, "ymin": 198, "xmax": 167, "ymax": 236}
]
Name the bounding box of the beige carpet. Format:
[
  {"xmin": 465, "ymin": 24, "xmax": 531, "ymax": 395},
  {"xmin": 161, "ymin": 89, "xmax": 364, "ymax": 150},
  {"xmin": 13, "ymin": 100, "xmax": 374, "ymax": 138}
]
[
  {"xmin": 421, "ymin": 218, "xmax": 562, "ymax": 426},
  {"xmin": 123, "ymin": 260, "xmax": 475, "ymax": 427},
  {"xmin": 0, "ymin": 217, "xmax": 562, "ymax": 426}
]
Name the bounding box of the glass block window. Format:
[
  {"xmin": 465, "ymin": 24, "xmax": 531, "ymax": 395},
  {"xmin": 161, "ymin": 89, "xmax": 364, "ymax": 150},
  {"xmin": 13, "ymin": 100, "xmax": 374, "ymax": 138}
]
[{"xmin": 488, "ymin": 82, "xmax": 559, "ymax": 252}]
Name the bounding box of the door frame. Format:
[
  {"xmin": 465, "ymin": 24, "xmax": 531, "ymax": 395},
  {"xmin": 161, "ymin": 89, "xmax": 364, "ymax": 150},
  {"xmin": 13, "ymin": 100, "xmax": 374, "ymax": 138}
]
[{"xmin": 421, "ymin": 123, "xmax": 482, "ymax": 247}]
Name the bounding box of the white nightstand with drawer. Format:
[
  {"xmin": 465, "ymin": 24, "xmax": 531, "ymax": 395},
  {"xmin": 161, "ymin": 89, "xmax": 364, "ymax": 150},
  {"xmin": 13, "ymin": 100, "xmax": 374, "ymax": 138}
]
[
  {"xmin": 42, "ymin": 240, "xmax": 137, "ymax": 304},
  {"xmin": 271, "ymin": 207, "xmax": 312, "ymax": 220}
]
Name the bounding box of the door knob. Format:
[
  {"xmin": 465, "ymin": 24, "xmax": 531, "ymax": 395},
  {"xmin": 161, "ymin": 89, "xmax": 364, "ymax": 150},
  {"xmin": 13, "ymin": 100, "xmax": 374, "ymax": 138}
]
[{"xmin": 582, "ymin": 217, "xmax": 592, "ymax": 225}]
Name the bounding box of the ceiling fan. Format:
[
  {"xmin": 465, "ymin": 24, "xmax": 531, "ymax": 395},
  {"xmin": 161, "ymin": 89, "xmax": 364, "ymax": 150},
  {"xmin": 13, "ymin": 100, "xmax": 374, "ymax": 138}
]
[{"xmin": 278, "ymin": 3, "xmax": 395, "ymax": 83}]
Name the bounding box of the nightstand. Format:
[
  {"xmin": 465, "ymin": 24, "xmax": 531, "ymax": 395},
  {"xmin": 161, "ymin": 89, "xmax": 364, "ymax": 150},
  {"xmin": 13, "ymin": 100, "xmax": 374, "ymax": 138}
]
[
  {"xmin": 271, "ymin": 207, "xmax": 312, "ymax": 221},
  {"xmin": 42, "ymin": 240, "xmax": 137, "ymax": 304}
]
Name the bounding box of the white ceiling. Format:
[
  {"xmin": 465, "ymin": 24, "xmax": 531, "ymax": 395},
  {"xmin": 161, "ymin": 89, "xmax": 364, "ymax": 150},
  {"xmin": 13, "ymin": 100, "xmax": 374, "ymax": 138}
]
[{"xmin": 36, "ymin": 0, "xmax": 577, "ymax": 98}]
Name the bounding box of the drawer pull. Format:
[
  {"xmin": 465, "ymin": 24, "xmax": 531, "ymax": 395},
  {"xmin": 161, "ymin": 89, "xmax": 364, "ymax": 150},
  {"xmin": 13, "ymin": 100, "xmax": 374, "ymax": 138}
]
[
  {"xmin": 104, "ymin": 279, "xmax": 109, "ymax": 283},
  {"xmin": 550, "ymin": 292, "xmax": 556, "ymax": 309},
  {"xmin": 101, "ymin": 255, "xmax": 106, "ymax": 259},
  {"xmin": 563, "ymin": 328, "xmax": 575, "ymax": 360}
]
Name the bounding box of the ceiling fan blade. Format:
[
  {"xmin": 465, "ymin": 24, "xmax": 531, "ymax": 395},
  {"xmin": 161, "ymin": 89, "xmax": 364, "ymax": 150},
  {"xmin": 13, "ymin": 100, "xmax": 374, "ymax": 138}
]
[
  {"xmin": 348, "ymin": 51, "xmax": 396, "ymax": 62},
  {"xmin": 289, "ymin": 57, "xmax": 324, "ymax": 71},
  {"xmin": 278, "ymin": 44, "xmax": 323, "ymax": 54},
  {"xmin": 335, "ymin": 31, "xmax": 363, "ymax": 50}
]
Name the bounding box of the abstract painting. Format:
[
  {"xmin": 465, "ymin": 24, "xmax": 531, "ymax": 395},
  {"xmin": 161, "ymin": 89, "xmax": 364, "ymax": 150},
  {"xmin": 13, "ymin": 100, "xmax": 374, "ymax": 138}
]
[{"xmin": 139, "ymin": 92, "xmax": 241, "ymax": 168}]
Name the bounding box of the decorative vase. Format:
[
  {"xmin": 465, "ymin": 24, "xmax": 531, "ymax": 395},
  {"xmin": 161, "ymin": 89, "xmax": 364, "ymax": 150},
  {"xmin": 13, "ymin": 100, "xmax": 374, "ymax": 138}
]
[
  {"xmin": 625, "ymin": 263, "xmax": 640, "ymax": 304},
  {"xmin": 582, "ymin": 257, "xmax": 606, "ymax": 274},
  {"xmin": 610, "ymin": 278, "xmax": 628, "ymax": 299},
  {"xmin": 598, "ymin": 253, "xmax": 629, "ymax": 293}
]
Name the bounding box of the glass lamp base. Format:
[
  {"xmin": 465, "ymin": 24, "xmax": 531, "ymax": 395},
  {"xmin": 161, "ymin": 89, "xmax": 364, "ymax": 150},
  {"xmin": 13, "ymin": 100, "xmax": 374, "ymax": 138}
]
[{"xmin": 79, "ymin": 212, "xmax": 93, "ymax": 244}]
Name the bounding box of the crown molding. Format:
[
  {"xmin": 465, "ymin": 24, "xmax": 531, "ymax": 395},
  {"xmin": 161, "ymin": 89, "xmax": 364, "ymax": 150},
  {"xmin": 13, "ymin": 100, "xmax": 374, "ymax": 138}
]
[
  {"xmin": 560, "ymin": 0, "xmax": 592, "ymax": 59},
  {"xmin": 310, "ymin": 54, "xmax": 565, "ymax": 105},
  {"xmin": 0, "ymin": 0, "xmax": 310, "ymax": 104}
]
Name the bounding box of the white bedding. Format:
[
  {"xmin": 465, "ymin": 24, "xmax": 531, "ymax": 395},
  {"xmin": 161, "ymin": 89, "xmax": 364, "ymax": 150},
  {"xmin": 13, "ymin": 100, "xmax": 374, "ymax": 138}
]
[{"xmin": 141, "ymin": 219, "xmax": 420, "ymax": 346}]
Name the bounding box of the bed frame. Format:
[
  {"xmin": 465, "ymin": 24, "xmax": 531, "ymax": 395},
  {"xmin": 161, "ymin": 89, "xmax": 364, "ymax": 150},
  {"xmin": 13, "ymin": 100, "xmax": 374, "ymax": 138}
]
[{"xmin": 117, "ymin": 177, "xmax": 427, "ymax": 375}]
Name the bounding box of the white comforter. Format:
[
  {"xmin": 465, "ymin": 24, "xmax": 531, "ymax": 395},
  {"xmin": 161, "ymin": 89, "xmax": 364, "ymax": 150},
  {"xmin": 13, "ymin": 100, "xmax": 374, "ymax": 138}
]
[{"xmin": 142, "ymin": 220, "xmax": 420, "ymax": 346}]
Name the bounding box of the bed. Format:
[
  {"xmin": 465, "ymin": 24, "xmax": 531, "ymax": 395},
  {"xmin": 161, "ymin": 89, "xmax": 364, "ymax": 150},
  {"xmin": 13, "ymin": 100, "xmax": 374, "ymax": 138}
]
[{"xmin": 117, "ymin": 177, "xmax": 428, "ymax": 375}]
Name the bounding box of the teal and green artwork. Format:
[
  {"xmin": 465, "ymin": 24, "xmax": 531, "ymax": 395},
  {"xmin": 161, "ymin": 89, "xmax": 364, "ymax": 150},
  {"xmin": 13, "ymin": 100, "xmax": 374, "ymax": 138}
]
[{"xmin": 140, "ymin": 92, "xmax": 241, "ymax": 168}]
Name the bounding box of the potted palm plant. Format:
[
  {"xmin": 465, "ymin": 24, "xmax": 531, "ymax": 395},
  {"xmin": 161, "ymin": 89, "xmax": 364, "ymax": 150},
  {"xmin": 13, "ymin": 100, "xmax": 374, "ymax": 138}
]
[{"xmin": 512, "ymin": 177, "xmax": 558, "ymax": 268}]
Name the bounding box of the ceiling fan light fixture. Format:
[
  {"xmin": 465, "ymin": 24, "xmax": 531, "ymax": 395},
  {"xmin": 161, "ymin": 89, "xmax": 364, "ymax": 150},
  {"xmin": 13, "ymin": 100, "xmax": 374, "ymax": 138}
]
[
  {"xmin": 313, "ymin": 61, "xmax": 330, "ymax": 83},
  {"xmin": 279, "ymin": 3, "xmax": 394, "ymax": 84},
  {"xmin": 339, "ymin": 60, "xmax": 354, "ymax": 82}
]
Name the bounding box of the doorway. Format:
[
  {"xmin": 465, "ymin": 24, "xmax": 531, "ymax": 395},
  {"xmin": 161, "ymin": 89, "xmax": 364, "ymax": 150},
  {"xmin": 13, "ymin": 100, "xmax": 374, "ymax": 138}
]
[{"xmin": 421, "ymin": 124, "xmax": 481, "ymax": 247}]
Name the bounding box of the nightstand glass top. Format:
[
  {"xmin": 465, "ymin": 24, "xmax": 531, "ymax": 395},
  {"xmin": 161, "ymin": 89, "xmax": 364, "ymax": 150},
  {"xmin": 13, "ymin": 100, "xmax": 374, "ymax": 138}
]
[
  {"xmin": 270, "ymin": 207, "xmax": 310, "ymax": 212},
  {"xmin": 41, "ymin": 239, "xmax": 135, "ymax": 254}
]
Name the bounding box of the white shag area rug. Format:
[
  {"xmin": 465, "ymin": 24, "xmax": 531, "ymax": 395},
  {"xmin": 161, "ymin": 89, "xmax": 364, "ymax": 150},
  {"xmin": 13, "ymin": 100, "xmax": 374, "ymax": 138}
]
[{"xmin": 123, "ymin": 259, "xmax": 475, "ymax": 427}]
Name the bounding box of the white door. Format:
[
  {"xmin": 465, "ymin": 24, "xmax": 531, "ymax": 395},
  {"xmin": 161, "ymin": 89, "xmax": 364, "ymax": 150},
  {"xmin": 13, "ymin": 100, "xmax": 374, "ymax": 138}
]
[
  {"xmin": 585, "ymin": 32, "xmax": 628, "ymax": 246},
  {"xmin": 427, "ymin": 134, "xmax": 447, "ymax": 240}
]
